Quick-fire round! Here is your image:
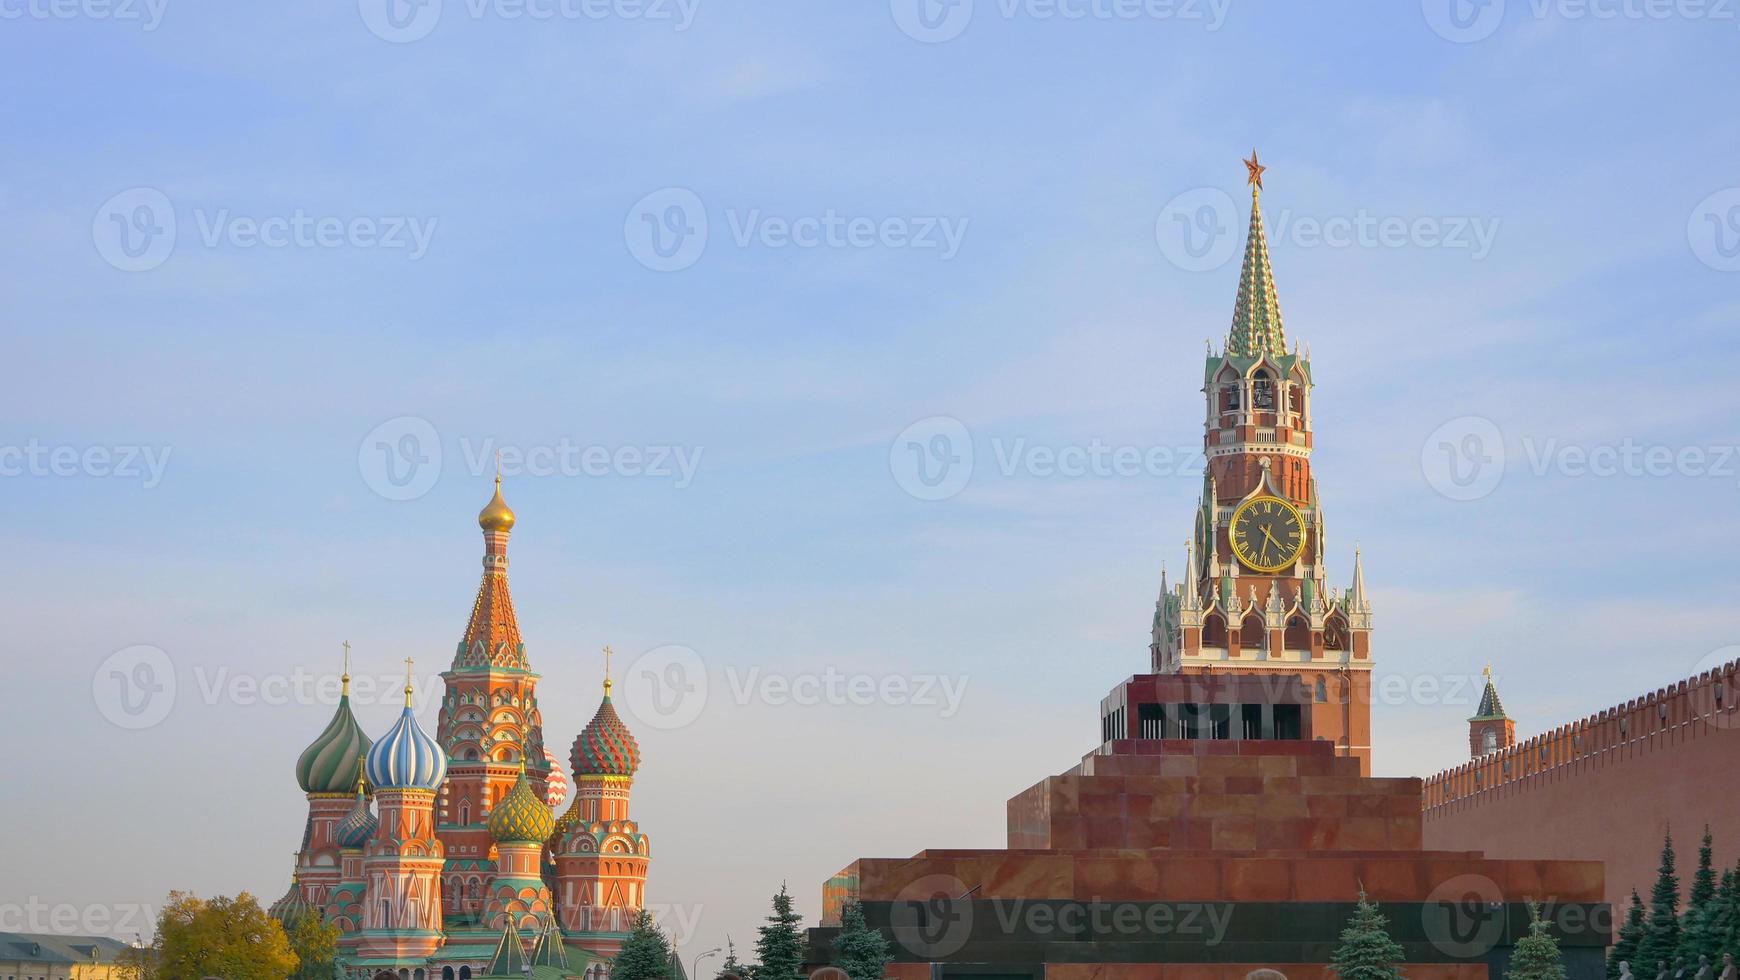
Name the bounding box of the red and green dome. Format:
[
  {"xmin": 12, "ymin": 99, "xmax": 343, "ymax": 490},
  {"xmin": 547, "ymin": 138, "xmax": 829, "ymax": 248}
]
[{"xmin": 570, "ymin": 690, "xmax": 639, "ymax": 778}]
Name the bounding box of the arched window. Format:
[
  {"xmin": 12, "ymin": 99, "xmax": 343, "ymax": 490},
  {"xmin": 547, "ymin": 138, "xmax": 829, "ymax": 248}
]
[
  {"xmin": 1202, "ymin": 613, "xmax": 1226, "ymax": 647},
  {"xmin": 460, "ymin": 969, "xmax": 472, "ymax": 980},
  {"xmin": 1482, "ymin": 729, "xmax": 1498, "ymax": 754},
  {"xmin": 1314, "ymin": 678, "xmax": 1328, "ymax": 703},
  {"xmin": 1222, "ymin": 384, "xmax": 1241, "ymax": 412},
  {"xmin": 1252, "ymin": 370, "xmax": 1275, "ymax": 409},
  {"xmin": 460, "ymin": 801, "xmax": 471, "ymax": 824},
  {"xmin": 1323, "ymin": 615, "xmax": 1348, "ymax": 651},
  {"xmin": 443, "ymin": 967, "xmax": 455, "ymax": 980},
  {"xmin": 1240, "ymin": 613, "xmax": 1265, "ymax": 652},
  {"xmin": 1284, "ymin": 615, "xmax": 1309, "ymax": 651}
]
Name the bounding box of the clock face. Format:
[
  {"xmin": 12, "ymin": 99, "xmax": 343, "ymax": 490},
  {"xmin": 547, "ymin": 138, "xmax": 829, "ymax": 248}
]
[{"xmin": 1229, "ymin": 495, "xmax": 1306, "ymax": 573}]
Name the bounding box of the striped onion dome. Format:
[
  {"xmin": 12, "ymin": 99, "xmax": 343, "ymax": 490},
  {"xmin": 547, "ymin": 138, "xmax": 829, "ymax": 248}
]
[
  {"xmin": 366, "ymin": 694, "xmax": 448, "ymax": 791},
  {"xmin": 334, "ymin": 762, "xmax": 378, "ymax": 848},
  {"xmin": 488, "ymin": 760, "xmax": 555, "ymax": 844},
  {"xmin": 571, "ymin": 686, "xmax": 639, "ymax": 778},
  {"xmin": 295, "ymin": 686, "xmax": 372, "ymax": 794},
  {"xmin": 543, "ymin": 746, "xmax": 570, "ymax": 808},
  {"xmin": 268, "ymin": 873, "xmax": 313, "ymax": 929}
]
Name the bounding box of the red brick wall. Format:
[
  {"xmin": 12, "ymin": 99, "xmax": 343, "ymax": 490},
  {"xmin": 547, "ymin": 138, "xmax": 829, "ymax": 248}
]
[{"xmin": 1423, "ymin": 660, "xmax": 1740, "ymax": 910}]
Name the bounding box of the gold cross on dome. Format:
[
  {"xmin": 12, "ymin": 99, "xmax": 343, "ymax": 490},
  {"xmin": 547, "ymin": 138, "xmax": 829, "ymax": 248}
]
[{"xmin": 1244, "ymin": 150, "xmax": 1266, "ymax": 191}]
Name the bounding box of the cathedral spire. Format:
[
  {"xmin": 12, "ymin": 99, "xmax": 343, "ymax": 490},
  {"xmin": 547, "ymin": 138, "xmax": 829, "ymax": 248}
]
[
  {"xmin": 1227, "ymin": 151, "xmax": 1287, "ymax": 358},
  {"xmin": 456, "ymin": 476, "xmax": 526, "ymax": 670},
  {"xmin": 1348, "ymin": 545, "xmax": 1371, "ymax": 614}
]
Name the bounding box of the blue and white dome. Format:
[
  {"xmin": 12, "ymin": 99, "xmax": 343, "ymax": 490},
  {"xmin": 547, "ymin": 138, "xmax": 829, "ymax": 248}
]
[{"xmin": 366, "ymin": 697, "xmax": 448, "ymax": 791}]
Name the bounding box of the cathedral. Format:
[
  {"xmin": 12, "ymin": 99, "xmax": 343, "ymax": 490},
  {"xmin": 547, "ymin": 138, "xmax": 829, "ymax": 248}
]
[{"xmin": 270, "ymin": 478, "xmax": 651, "ymax": 980}]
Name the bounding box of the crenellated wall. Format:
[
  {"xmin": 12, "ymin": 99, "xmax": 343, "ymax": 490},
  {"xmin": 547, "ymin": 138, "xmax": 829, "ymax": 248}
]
[{"xmin": 1422, "ymin": 657, "xmax": 1740, "ymax": 910}]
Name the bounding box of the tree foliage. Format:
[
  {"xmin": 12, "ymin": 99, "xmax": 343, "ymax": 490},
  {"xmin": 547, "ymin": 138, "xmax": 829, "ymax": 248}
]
[
  {"xmin": 613, "ymin": 909, "xmax": 676, "ymax": 980},
  {"xmin": 287, "ymin": 911, "xmax": 340, "ymax": 980},
  {"xmin": 1611, "ymin": 890, "xmax": 1648, "ymax": 980},
  {"xmin": 151, "ymin": 891, "xmax": 299, "ymax": 980},
  {"xmin": 1508, "ymin": 901, "xmax": 1568, "ymax": 980},
  {"xmin": 832, "ymin": 901, "xmax": 892, "ymax": 980},
  {"xmin": 755, "ymin": 884, "xmax": 807, "ymax": 980},
  {"xmin": 717, "ymin": 937, "xmax": 752, "ymax": 980},
  {"xmin": 1637, "ymin": 832, "xmax": 1684, "ymax": 975},
  {"xmin": 1330, "ymin": 888, "xmax": 1406, "ymax": 980},
  {"xmin": 1685, "ymin": 828, "xmax": 1721, "ymax": 964}
]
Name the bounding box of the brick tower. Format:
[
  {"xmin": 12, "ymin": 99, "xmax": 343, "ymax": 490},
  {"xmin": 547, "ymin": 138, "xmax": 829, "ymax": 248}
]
[
  {"xmin": 1152, "ymin": 152, "xmax": 1376, "ymax": 774},
  {"xmin": 552, "ymin": 659, "xmax": 651, "ymax": 955},
  {"xmin": 481, "ymin": 756, "xmax": 558, "ymax": 934},
  {"xmin": 357, "ymin": 664, "xmax": 449, "ymax": 966},
  {"xmin": 1467, "ymin": 665, "xmax": 1516, "ymax": 758},
  {"xmin": 293, "ymin": 648, "xmax": 373, "ymax": 908},
  {"xmin": 435, "ymin": 475, "xmax": 552, "ymax": 921}
]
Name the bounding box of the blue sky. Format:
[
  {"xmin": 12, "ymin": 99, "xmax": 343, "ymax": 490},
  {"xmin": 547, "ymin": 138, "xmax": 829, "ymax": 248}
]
[{"xmin": 3, "ymin": 0, "xmax": 1739, "ymax": 962}]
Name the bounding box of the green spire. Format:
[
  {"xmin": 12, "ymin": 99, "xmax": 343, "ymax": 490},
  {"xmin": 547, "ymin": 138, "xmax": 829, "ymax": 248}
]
[
  {"xmin": 1228, "ymin": 151, "xmax": 1287, "ymax": 358},
  {"xmin": 485, "ymin": 918, "xmax": 529, "ymax": 978}
]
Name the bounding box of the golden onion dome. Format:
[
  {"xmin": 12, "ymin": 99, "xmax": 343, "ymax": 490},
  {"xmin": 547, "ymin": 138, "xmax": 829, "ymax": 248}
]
[
  {"xmin": 488, "ymin": 759, "xmax": 555, "ymax": 844},
  {"xmin": 478, "ymin": 475, "xmax": 516, "ymax": 532}
]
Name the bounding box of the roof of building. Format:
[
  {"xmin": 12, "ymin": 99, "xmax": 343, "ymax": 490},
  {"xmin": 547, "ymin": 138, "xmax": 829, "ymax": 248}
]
[
  {"xmin": 0, "ymin": 934, "xmax": 134, "ymax": 964},
  {"xmin": 1227, "ymin": 152, "xmax": 1287, "ymax": 359},
  {"xmin": 457, "ymin": 478, "xmax": 528, "ymax": 671},
  {"xmin": 1472, "ymin": 665, "xmax": 1508, "ymax": 721}
]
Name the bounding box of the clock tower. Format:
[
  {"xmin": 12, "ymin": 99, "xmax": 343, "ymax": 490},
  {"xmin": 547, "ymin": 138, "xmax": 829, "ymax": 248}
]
[{"xmin": 1151, "ymin": 154, "xmax": 1375, "ymax": 774}]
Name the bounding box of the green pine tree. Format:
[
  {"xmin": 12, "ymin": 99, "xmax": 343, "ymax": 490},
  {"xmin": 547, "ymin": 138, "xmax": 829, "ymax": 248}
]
[
  {"xmin": 755, "ymin": 884, "xmax": 807, "ymax": 980},
  {"xmin": 1330, "ymin": 887, "xmax": 1406, "ymax": 980},
  {"xmin": 613, "ymin": 909, "xmax": 675, "ymax": 980},
  {"xmin": 718, "ymin": 938, "xmax": 751, "ymax": 980},
  {"xmin": 1509, "ymin": 901, "xmax": 1568, "ymax": 980},
  {"xmin": 1613, "ymin": 891, "xmax": 1648, "ymax": 980},
  {"xmin": 832, "ymin": 902, "xmax": 892, "ymax": 980},
  {"xmin": 1684, "ymin": 828, "xmax": 1720, "ymax": 964},
  {"xmin": 1703, "ymin": 866, "xmax": 1739, "ymax": 965},
  {"xmin": 1637, "ymin": 832, "xmax": 1684, "ymax": 977}
]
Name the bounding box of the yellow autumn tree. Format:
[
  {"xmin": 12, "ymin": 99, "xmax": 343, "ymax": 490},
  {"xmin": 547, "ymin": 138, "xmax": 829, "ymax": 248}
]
[{"xmin": 151, "ymin": 891, "xmax": 299, "ymax": 980}]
